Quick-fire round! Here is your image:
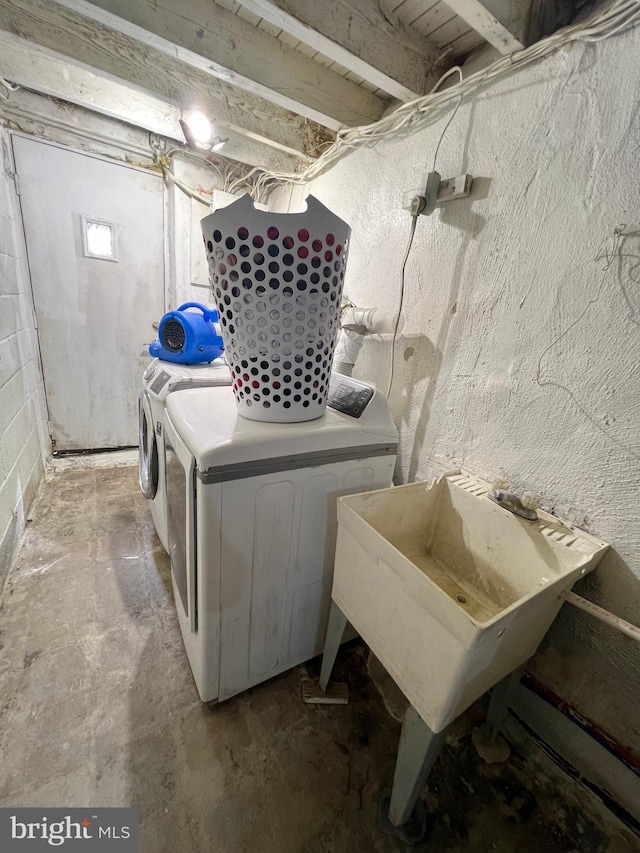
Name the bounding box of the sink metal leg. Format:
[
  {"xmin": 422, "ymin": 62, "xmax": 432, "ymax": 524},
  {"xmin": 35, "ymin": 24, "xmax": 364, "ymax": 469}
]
[
  {"xmin": 319, "ymin": 601, "xmax": 348, "ymax": 691},
  {"xmin": 485, "ymin": 662, "xmax": 527, "ymax": 743},
  {"xmin": 379, "ymin": 704, "xmax": 449, "ymax": 843}
]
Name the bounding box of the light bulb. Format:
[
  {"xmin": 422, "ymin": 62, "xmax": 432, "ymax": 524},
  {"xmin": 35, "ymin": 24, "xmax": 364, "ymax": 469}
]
[{"xmin": 187, "ymin": 110, "xmax": 212, "ymax": 145}]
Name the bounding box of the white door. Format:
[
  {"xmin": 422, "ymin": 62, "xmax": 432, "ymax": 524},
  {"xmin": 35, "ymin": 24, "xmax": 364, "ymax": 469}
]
[{"xmin": 12, "ymin": 135, "xmax": 165, "ymax": 452}]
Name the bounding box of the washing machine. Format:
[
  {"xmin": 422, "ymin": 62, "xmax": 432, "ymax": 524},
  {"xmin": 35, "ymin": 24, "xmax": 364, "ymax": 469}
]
[
  {"xmin": 138, "ymin": 358, "xmax": 231, "ymax": 551},
  {"xmin": 163, "ymin": 374, "xmax": 398, "ymax": 703}
]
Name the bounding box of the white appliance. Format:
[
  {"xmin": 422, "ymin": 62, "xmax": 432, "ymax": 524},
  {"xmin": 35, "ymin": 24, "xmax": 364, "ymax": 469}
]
[
  {"xmin": 138, "ymin": 358, "xmax": 231, "ymax": 551},
  {"xmin": 163, "ymin": 374, "xmax": 398, "ymax": 703}
]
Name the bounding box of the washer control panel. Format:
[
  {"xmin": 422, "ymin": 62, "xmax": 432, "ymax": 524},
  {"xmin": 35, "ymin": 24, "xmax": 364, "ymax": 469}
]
[
  {"xmin": 328, "ymin": 374, "xmax": 374, "ymax": 418},
  {"xmin": 150, "ymin": 370, "xmax": 171, "ymax": 395}
]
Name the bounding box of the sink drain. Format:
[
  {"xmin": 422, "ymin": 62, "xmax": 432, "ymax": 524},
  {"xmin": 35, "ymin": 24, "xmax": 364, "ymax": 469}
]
[{"xmin": 455, "ymin": 594, "xmax": 468, "ymax": 605}]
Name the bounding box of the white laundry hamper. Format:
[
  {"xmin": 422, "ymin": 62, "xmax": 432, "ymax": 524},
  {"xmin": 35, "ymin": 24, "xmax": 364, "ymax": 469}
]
[{"xmin": 201, "ymin": 194, "xmax": 351, "ymax": 423}]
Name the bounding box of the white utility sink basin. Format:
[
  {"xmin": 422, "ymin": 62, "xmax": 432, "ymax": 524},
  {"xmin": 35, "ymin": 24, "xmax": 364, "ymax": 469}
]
[{"xmin": 331, "ymin": 470, "xmax": 608, "ymax": 732}]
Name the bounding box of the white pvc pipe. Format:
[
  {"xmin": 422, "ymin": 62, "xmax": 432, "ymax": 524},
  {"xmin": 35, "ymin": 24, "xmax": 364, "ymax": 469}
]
[
  {"xmin": 334, "ymin": 304, "xmax": 405, "ymax": 376},
  {"xmin": 349, "ymin": 307, "xmax": 404, "ymax": 335},
  {"xmin": 564, "ymin": 592, "xmax": 640, "ymax": 643}
]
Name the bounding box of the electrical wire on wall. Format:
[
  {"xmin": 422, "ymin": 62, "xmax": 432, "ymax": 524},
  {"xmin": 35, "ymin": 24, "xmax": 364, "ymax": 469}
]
[
  {"xmin": 385, "ymin": 213, "xmax": 419, "ymax": 398},
  {"xmin": 150, "ymin": 138, "xmax": 215, "ymax": 204},
  {"xmin": 0, "ymin": 75, "xmax": 19, "ymax": 102},
  {"xmin": 229, "ymin": 0, "xmax": 640, "ymax": 201},
  {"xmin": 149, "ymin": 137, "xmax": 263, "ymax": 207},
  {"xmin": 385, "ymin": 73, "xmax": 465, "ymax": 399},
  {"xmin": 159, "ymin": 154, "xmax": 271, "ymax": 206},
  {"xmin": 534, "ymin": 224, "xmax": 640, "ymax": 463}
]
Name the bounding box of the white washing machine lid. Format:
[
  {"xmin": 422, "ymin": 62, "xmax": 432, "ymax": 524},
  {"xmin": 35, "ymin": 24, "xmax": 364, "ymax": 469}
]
[
  {"xmin": 165, "ymin": 376, "xmax": 397, "ymax": 478},
  {"xmin": 144, "ymin": 357, "xmax": 231, "ymax": 401}
]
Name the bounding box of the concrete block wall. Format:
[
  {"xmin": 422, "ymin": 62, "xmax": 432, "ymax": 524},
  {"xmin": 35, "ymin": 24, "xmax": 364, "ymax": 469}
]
[
  {"xmin": 310, "ymin": 26, "xmax": 640, "ymax": 760},
  {"xmin": 0, "ymin": 130, "xmax": 48, "ymax": 585}
]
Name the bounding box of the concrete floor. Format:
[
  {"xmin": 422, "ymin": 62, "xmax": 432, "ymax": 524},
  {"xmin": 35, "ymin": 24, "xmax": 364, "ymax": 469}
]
[{"xmin": 0, "ymin": 465, "xmax": 634, "ymax": 852}]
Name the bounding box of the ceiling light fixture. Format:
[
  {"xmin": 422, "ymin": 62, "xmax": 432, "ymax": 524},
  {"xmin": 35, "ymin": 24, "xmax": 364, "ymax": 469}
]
[
  {"xmin": 187, "ymin": 110, "xmax": 212, "ymax": 145},
  {"xmin": 180, "ymin": 110, "xmax": 228, "ymax": 153}
]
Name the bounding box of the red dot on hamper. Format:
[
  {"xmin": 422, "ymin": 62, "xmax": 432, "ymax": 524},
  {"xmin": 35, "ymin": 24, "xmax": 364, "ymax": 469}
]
[
  {"xmin": 267, "ymin": 226, "xmax": 279, "ymax": 240},
  {"xmin": 298, "ymin": 228, "xmax": 309, "ymax": 242}
]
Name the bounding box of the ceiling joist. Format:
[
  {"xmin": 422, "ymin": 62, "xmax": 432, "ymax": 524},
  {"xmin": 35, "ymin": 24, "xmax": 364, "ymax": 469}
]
[
  {"xmin": 442, "ymin": 0, "xmax": 526, "ymax": 54},
  {"xmin": 52, "ymin": 0, "xmax": 385, "ymax": 131},
  {"xmin": 0, "ymin": 0, "xmax": 582, "ymax": 174},
  {"xmin": 0, "ymin": 34, "xmax": 299, "ymax": 171},
  {"xmin": 235, "ymin": 0, "xmax": 442, "ymax": 101},
  {"xmin": 0, "ymin": 0, "xmax": 334, "ymax": 162}
]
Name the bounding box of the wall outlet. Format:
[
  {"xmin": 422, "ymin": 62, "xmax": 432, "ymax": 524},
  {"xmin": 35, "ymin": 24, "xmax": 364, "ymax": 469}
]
[
  {"xmin": 438, "ymin": 174, "xmax": 473, "ymax": 202},
  {"xmin": 402, "ymin": 173, "xmax": 473, "ymax": 215},
  {"xmin": 401, "ymin": 187, "xmax": 423, "ymax": 212}
]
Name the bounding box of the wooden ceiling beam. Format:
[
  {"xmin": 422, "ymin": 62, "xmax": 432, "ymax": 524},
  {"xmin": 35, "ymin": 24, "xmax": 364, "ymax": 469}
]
[
  {"xmin": 52, "ymin": 0, "xmax": 384, "ymax": 130},
  {"xmin": 441, "ymin": 0, "xmax": 525, "ymax": 54},
  {"xmin": 236, "ymin": 0, "xmax": 442, "ymax": 101},
  {"xmin": 0, "ymin": 35, "xmax": 300, "ymax": 171},
  {"xmin": 0, "ymin": 0, "xmax": 333, "ymax": 160}
]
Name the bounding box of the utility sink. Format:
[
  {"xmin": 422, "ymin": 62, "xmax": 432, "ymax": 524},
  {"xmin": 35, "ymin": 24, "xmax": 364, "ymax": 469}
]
[{"xmin": 331, "ymin": 470, "xmax": 608, "ymax": 732}]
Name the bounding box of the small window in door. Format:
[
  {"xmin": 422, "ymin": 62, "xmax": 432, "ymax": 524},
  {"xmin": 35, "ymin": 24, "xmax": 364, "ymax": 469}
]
[{"xmin": 81, "ymin": 215, "xmax": 118, "ymax": 261}]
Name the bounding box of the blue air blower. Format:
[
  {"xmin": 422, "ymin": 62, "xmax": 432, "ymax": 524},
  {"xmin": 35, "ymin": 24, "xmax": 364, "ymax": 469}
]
[{"xmin": 149, "ymin": 302, "xmax": 225, "ymax": 364}]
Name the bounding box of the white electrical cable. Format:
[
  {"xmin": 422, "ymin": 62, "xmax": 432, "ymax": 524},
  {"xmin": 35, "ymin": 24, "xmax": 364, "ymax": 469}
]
[
  {"xmin": 385, "ymin": 78, "xmax": 465, "ymax": 399},
  {"xmin": 431, "ymin": 94, "xmax": 463, "ymax": 171},
  {"xmin": 428, "ymin": 65, "xmax": 463, "ymax": 93},
  {"xmin": 151, "ymin": 140, "xmax": 249, "ymax": 205},
  {"xmin": 385, "ymin": 213, "xmax": 418, "ymax": 398},
  {"xmin": 162, "ymin": 167, "xmax": 214, "ymax": 205},
  {"xmin": 0, "ymin": 75, "xmax": 19, "ymax": 102},
  {"xmin": 238, "ymin": 0, "xmax": 640, "ymax": 200}
]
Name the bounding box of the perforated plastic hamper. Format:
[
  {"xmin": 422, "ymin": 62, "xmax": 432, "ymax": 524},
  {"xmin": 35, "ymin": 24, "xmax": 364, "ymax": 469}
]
[{"xmin": 202, "ymin": 194, "xmax": 350, "ymax": 422}]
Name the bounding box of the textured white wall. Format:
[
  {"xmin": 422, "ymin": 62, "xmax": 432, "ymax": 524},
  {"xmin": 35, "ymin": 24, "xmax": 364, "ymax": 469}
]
[
  {"xmin": 0, "ymin": 130, "xmax": 48, "ymax": 584},
  {"xmin": 169, "ymin": 156, "xmax": 226, "ymax": 311},
  {"xmin": 311, "ymin": 27, "xmax": 640, "ymax": 748}
]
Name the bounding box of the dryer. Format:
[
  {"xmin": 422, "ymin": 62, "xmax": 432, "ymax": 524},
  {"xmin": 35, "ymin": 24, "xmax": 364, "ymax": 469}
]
[
  {"xmin": 163, "ymin": 374, "xmax": 398, "ymax": 702},
  {"xmin": 138, "ymin": 358, "xmax": 231, "ymax": 551}
]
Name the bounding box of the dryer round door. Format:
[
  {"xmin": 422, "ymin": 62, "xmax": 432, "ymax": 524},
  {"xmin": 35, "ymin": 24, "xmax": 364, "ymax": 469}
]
[{"xmin": 138, "ymin": 392, "xmax": 159, "ymax": 499}]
